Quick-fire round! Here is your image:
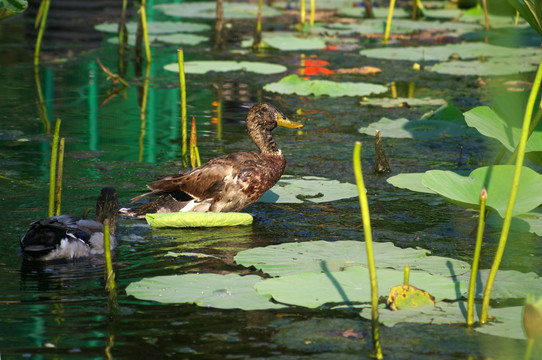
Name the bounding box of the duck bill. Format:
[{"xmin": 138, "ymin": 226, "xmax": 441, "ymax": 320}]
[{"xmin": 277, "ymin": 113, "xmax": 303, "ymax": 129}]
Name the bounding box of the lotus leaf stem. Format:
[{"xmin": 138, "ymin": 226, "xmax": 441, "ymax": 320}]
[
  {"xmin": 310, "ymin": 0, "xmax": 315, "ymax": 27},
  {"xmin": 300, "ymin": 0, "xmax": 306, "ymax": 25},
  {"xmin": 34, "ymin": 0, "xmax": 50, "ymax": 66},
  {"xmin": 252, "ymin": 0, "xmax": 263, "ymax": 51},
  {"xmin": 54, "ymin": 137, "xmax": 65, "ymax": 216},
  {"xmin": 103, "ymin": 221, "xmax": 116, "ymax": 292},
  {"xmin": 480, "ymin": 59, "xmax": 542, "ymax": 324},
  {"xmin": 34, "ymin": 66, "xmax": 50, "ymax": 133},
  {"xmin": 403, "ymin": 265, "xmax": 410, "ymax": 285},
  {"xmin": 383, "ymin": 0, "xmax": 396, "ymax": 45},
  {"xmin": 353, "ymin": 142, "xmax": 383, "ymax": 360},
  {"xmin": 177, "ymin": 49, "xmax": 188, "ymax": 167},
  {"xmin": 138, "ymin": 64, "xmax": 151, "ymax": 162},
  {"xmin": 467, "ymin": 187, "xmax": 487, "ymax": 327},
  {"xmin": 48, "ymin": 119, "xmax": 61, "ymax": 217}
]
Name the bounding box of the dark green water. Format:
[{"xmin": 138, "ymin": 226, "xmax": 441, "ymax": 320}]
[{"xmin": 0, "ymin": 1, "xmax": 540, "ymax": 359}]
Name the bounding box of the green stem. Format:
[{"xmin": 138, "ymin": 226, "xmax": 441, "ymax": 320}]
[
  {"xmin": 140, "ymin": 4, "xmax": 151, "ymax": 64},
  {"xmin": 310, "ymin": 0, "xmax": 315, "ymax": 27},
  {"xmin": 524, "ymin": 338, "xmax": 534, "ymax": 360},
  {"xmin": 467, "ymin": 187, "xmax": 487, "ymax": 326},
  {"xmin": 178, "ymin": 49, "xmax": 188, "ymax": 167},
  {"xmin": 54, "ymin": 137, "xmax": 65, "ymax": 216},
  {"xmin": 353, "ymin": 142, "xmax": 383, "ymax": 360},
  {"xmin": 48, "ymin": 119, "xmax": 61, "ymax": 217},
  {"xmin": 480, "ymin": 59, "xmax": 542, "ymax": 324},
  {"xmin": 103, "ymin": 221, "xmax": 116, "ymax": 292},
  {"xmin": 383, "ymin": 0, "xmax": 396, "ymax": 45},
  {"xmin": 300, "ymin": 0, "xmax": 306, "ymax": 25},
  {"xmin": 34, "ymin": 0, "xmax": 50, "ymax": 66}
]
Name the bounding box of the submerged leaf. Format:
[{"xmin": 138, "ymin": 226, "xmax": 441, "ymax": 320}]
[
  {"xmin": 146, "ymin": 212, "xmax": 253, "ymax": 228},
  {"xmin": 263, "ymin": 74, "xmax": 388, "ymax": 97},
  {"xmin": 387, "ymin": 285, "xmax": 436, "ymax": 310}
]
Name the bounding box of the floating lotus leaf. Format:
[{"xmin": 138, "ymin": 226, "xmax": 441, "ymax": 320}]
[
  {"xmin": 263, "ymin": 74, "xmax": 388, "ymax": 97},
  {"xmin": 430, "ymin": 58, "xmax": 539, "ymax": 76},
  {"xmin": 234, "ymin": 240, "xmax": 470, "ymax": 277},
  {"xmin": 107, "ymin": 33, "xmax": 208, "ymax": 46},
  {"xmin": 259, "ymin": 176, "xmax": 358, "ymax": 204},
  {"xmin": 360, "ymin": 97, "xmax": 446, "ymax": 108},
  {"xmin": 487, "ymin": 208, "xmax": 542, "ymax": 236},
  {"xmin": 155, "ymin": 2, "xmax": 281, "ymax": 19},
  {"xmin": 145, "ymin": 212, "xmax": 253, "ymax": 228},
  {"xmin": 421, "ymin": 103, "xmax": 466, "ymax": 122},
  {"xmin": 460, "ymin": 5, "xmax": 527, "ymax": 27},
  {"xmin": 457, "ymin": 269, "xmax": 542, "ymax": 299},
  {"xmin": 361, "ymin": 42, "xmax": 540, "ymax": 61},
  {"xmin": 164, "ymin": 60, "xmax": 287, "ymax": 75},
  {"xmin": 241, "ymin": 33, "xmax": 326, "ymax": 51},
  {"xmin": 339, "ymin": 6, "xmax": 410, "ymax": 18},
  {"xmin": 125, "ymin": 273, "xmax": 286, "ymax": 310},
  {"xmin": 360, "ymin": 301, "xmax": 526, "ymax": 339},
  {"xmin": 254, "ymin": 266, "xmax": 465, "ymax": 308},
  {"xmin": 422, "ymin": 165, "xmax": 542, "ymax": 217},
  {"xmin": 313, "ymin": 19, "xmax": 479, "ymax": 35},
  {"xmin": 95, "ymin": 21, "xmax": 210, "ymax": 34},
  {"xmin": 423, "ymin": 8, "xmax": 463, "ymax": 19},
  {"xmin": 358, "ymin": 117, "xmax": 469, "ymax": 139},
  {"xmin": 465, "ymin": 106, "xmax": 542, "ymax": 153}
]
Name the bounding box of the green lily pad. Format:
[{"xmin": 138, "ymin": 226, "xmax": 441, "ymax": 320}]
[
  {"xmin": 358, "ymin": 117, "xmax": 469, "ymax": 139},
  {"xmin": 361, "ymin": 42, "xmax": 540, "ymax": 61},
  {"xmin": 259, "ymin": 176, "xmax": 358, "ymax": 204},
  {"xmin": 360, "ymin": 97, "xmax": 447, "ymax": 108},
  {"xmin": 430, "ymin": 58, "xmax": 539, "ymax": 76},
  {"xmin": 125, "ymin": 273, "xmax": 286, "ymax": 310},
  {"xmin": 339, "ymin": 6, "xmax": 410, "ymax": 18},
  {"xmin": 460, "ymin": 6, "xmax": 526, "ymax": 27},
  {"xmin": 155, "ymin": 2, "xmax": 282, "ymax": 19},
  {"xmin": 457, "ymin": 269, "xmax": 542, "ymax": 299},
  {"xmin": 421, "ymin": 103, "xmax": 466, "ymax": 122},
  {"xmin": 234, "ymin": 240, "xmax": 470, "ymax": 277},
  {"xmin": 422, "ymin": 165, "xmax": 542, "ymax": 217},
  {"xmin": 241, "ymin": 33, "xmax": 326, "ymax": 51},
  {"xmin": 387, "ymin": 173, "xmax": 438, "ymax": 194},
  {"xmin": 387, "ymin": 284, "xmax": 436, "ymax": 310},
  {"xmin": 95, "ymin": 21, "xmax": 210, "ymax": 34},
  {"xmin": 487, "ymin": 208, "xmax": 542, "ymax": 236},
  {"xmin": 263, "ymin": 74, "xmax": 388, "ymax": 97},
  {"xmin": 465, "ymin": 105, "xmax": 542, "ymax": 153},
  {"xmin": 107, "ymin": 33, "xmax": 208, "ymax": 46},
  {"xmin": 423, "ymin": 8, "xmax": 464, "ymax": 19},
  {"xmin": 145, "ymin": 212, "xmax": 253, "ymax": 228},
  {"xmin": 164, "ymin": 60, "xmax": 287, "ymax": 75},
  {"xmin": 254, "ymin": 265, "xmax": 465, "ymax": 308},
  {"xmin": 360, "ymin": 301, "xmax": 526, "ymax": 340}
]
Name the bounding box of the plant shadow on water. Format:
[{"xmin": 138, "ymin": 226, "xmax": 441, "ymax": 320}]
[{"xmin": 0, "ymin": 0, "xmax": 541, "ymax": 358}]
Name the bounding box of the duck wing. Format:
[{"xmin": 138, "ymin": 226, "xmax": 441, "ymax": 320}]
[
  {"xmin": 20, "ymin": 215, "xmax": 89, "ymax": 253},
  {"xmin": 131, "ymin": 151, "xmax": 262, "ymax": 203}
]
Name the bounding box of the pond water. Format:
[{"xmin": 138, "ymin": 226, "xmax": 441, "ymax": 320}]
[{"xmin": 1, "ymin": 1, "xmax": 541, "ymax": 359}]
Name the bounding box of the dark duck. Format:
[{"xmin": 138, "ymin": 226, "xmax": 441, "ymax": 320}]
[
  {"xmin": 20, "ymin": 188, "xmax": 118, "ymax": 261},
  {"xmin": 123, "ymin": 103, "xmax": 302, "ymax": 217}
]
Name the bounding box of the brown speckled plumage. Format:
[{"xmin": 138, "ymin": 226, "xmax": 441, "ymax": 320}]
[{"xmin": 124, "ymin": 103, "xmax": 302, "ymax": 217}]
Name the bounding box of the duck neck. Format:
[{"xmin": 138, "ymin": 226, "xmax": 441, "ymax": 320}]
[{"xmin": 250, "ymin": 128, "xmax": 281, "ymax": 154}]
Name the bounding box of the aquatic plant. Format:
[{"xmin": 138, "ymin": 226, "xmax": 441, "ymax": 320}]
[{"xmin": 177, "ymin": 49, "xmax": 188, "ymax": 167}]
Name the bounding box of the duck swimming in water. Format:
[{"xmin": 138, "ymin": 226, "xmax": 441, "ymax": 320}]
[
  {"xmin": 123, "ymin": 103, "xmax": 302, "ymax": 217},
  {"xmin": 20, "ymin": 187, "xmax": 118, "ymax": 261}
]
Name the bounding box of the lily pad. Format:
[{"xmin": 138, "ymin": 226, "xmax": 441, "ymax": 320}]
[
  {"xmin": 0, "ymin": 0, "xmax": 27, "ymax": 20},
  {"xmin": 339, "ymin": 6, "xmax": 410, "ymax": 18},
  {"xmin": 458, "ymin": 269, "xmax": 542, "ymax": 299},
  {"xmin": 430, "ymin": 58, "xmax": 539, "ymax": 76},
  {"xmin": 95, "ymin": 21, "xmax": 210, "ymax": 34},
  {"xmin": 387, "ymin": 173, "xmax": 438, "ymax": 194},
  {"xmin": 241, "ymin": 33, "xmax": 326, "ymax": 51},
  {"xmin": 263, "ymin": 74, "xmax": 388, "ymax": 97},
  {"xmin": 487, "ymin": 208, "xmax": 542, "ymax": 236},
  {"xmin": 422, "ymin": 165, "xmax": 542, "ymax": 217},
  {"xmin": 254, "ymin": 265, "xmax": 465, "ymax": 308},
  {"xmin": 155, "ymin": 2, "xmax": 282, "ymax": 19},
  {"xmin": 107, "ymin": 33, "xmax": 208, "ymax": 46},
  {"xmin": 358, "ymin": 117, "xmax": 469, "ymax": 139},
  {"xmin": 164, "ymin": 61, "xmax": 287, "ymax": 75},
  {"xmin": 259, "ymin": 176, "xmax": 359, "ymax": 204},
  {"xmin": 234, "ymin": 240, "xmax": 470, "ymax": 277},
  {"xmin": 313, "ymin": 19, "xmax": 480, "ymax": 35},
  {"xmin": 360, "ymin": 97, "xmax": 446, "ymax": 108},
  {"xmin": 387, "ymin": 284, "xmax": 436, "ymax": 310},
  {"xmin": 361, "ymin": 42, "xmax": 540, "ymax": 61},
  {"xmin": 125, "ymin": 273, "xmax": 286, "ymax": 310},
  {"xmin": 145, "ymin": 212, "xmax": 253, "ymax": 228}
]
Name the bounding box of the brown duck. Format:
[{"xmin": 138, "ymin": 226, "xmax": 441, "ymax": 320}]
[{"xmin": 124, "ymin": 103, "xmax": 302, "ymax": 217}]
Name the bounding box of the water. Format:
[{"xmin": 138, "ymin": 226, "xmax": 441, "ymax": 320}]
[{"xmin": 0, "ymin": 2, "xmax": 540, "ymax": 359}]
